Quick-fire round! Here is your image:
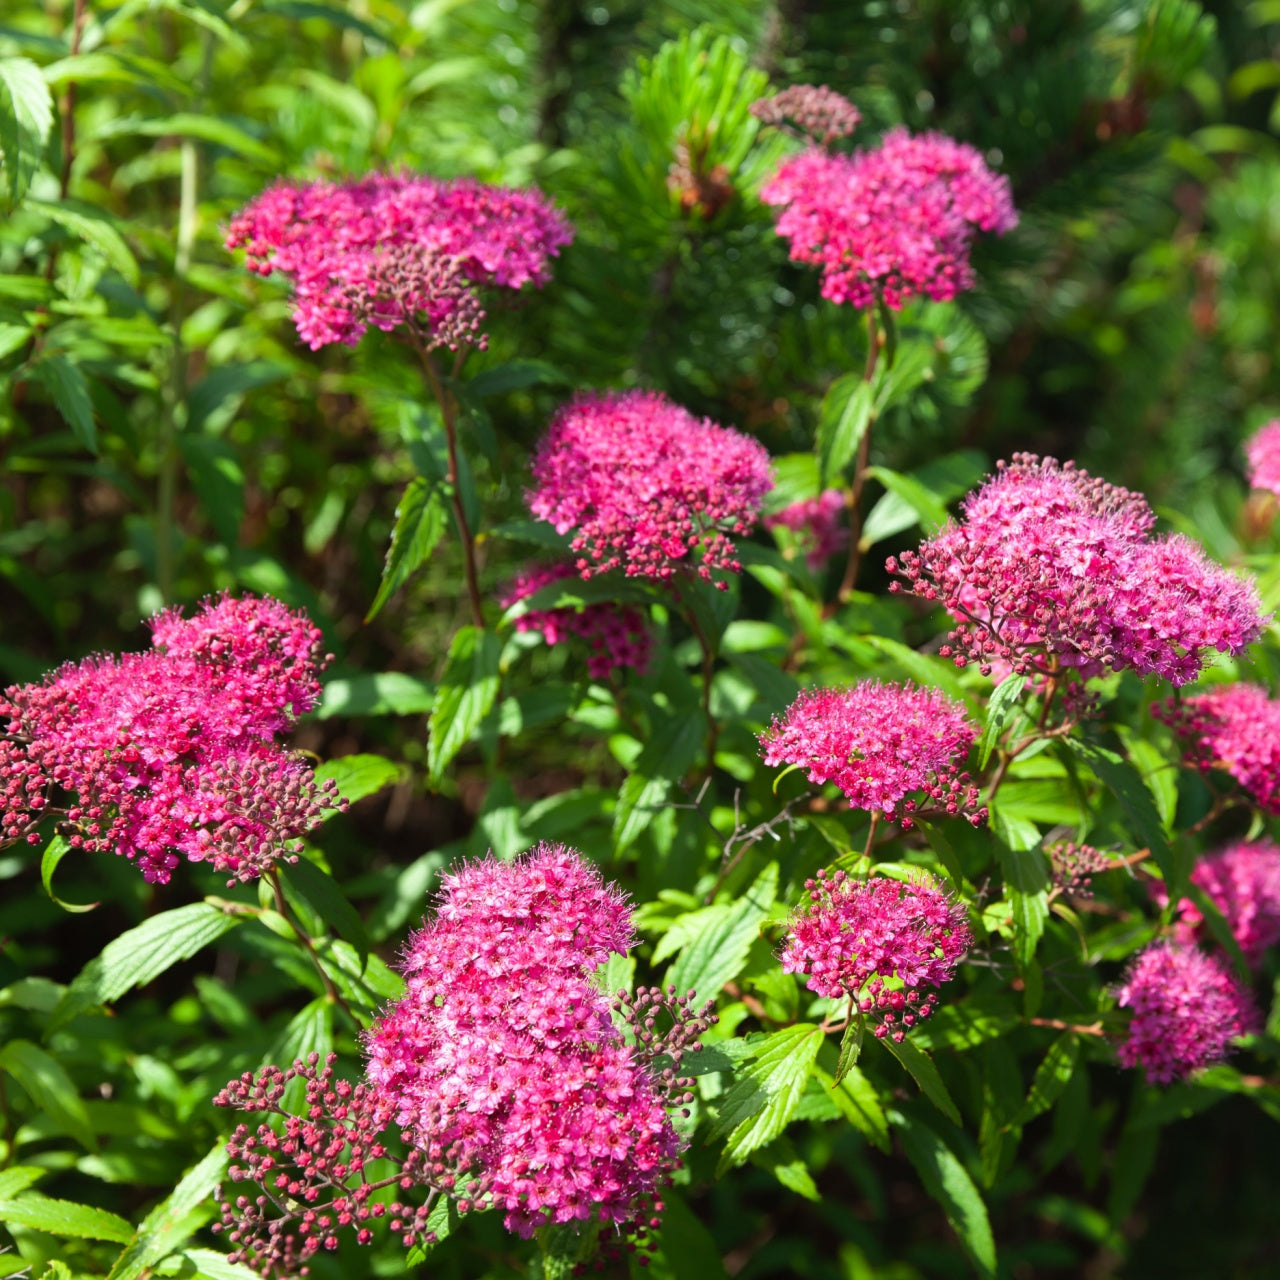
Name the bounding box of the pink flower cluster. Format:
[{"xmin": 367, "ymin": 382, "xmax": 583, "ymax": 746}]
[
  {"xmin": 500, "ymin": 562, "xmax": 652, "ymax": 679},
  {"xmin": 1153, "ymin": 840, "xmax": 1280, "ymax": 968},
  {"xmin": 765, "ymin": 489, "xmax": 849, "ymax": 570},
  {"xmin": 0, "ymin": 594, "xmax": 339, "ymax": 884},
  {"xmin": 760, "ymin": 127, "xmax": 1016, "ymax": 310},
  {"xmin": 1245, "ymin": 420, "xmax": 1280, "ymax": 497},
  {"xmin": 226, "ymin": 173, "xmax": 573, "ymax": 349},
  {"xmin": 889, "ymin": 454, "xmax": 1265, "ymax": 685},
  {"xmin": 364, "ymin": 844, "xmax": 702, "ymax": 1242},
  {"xmin": 1114, "ymin": 941, "xmax": 1256, "ymax": 1085},
  {"xmin": 759, "ymin": 681, "xmax": 986, "ymax": 828},
  {"xmin": 781, "ymin": 869, "xmax": 972, "ymax": 1041},
  {"xmin": 527, "ymin": 390, "xmax": 774, "ymax": 587},
  {"xmin": 749, "ymin": 84, "xmax": 862, "ymax": 145},
  {"xmin": 1156, "ymin": 683, "xmax": 1280, "ymax": 813}
]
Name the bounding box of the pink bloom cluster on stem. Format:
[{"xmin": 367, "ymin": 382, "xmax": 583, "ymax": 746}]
[
  {"xmin": 1245, "ymin": 420, "xmax": 1280, "ymax": 497},
  {"xmin": 889, "ymin": 453, "xmax": 1266, "ymax": 685},
  {"xmin": 226, "ymin": 173, "xmax": 573, "ymax": 350},
  {"xmin": 765, "ymin": 489, "xmax": 849, "ymax": 571},
  {"xmin": 760, "ymin": 124, "xmax": 1016, "ymax": 310},
  {"xmin": 527, "ymin": 390, "xmax": 773, "ymax": 588},
  {"xmin": 1152, "ymin": 840, "xmax": 1280, "ymax": 968},
  {"xmin": 500, "ymin": 561, "xmax": 652, "ymax": 679},
  {"xmin": 1155, "ymin": 683, "xmax": 1280, "ymax": 813},
  {"xmin": 0, "ymin": 594, "xmax": 340, "ymax": 884},
  {"xmin": 781, "ymin": 869, "xmax": 971, "ymax": 1041},
  {"xmin": 759, "ymin": 681, "xmax": 986, "ymax": 828},
  {"xmin": 749, "ymin": 84, "xmax": 862, "ymax": 145},
  {"xmin": 1114, "ymin": 941, "xmax": 1256, "ymax": 1085},
  {"xmin": 365, "ymin": 844, "xmax": 711, "ymax": 1244}
]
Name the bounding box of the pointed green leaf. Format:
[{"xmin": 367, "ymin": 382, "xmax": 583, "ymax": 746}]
[
  {"xmin": 978, "ymin": 673, "xmax": 1025, "ymax": 769},
  {"xmin": 1018, "ymin": 1033, "xmax": 1079, "ymax": 1126},
  {"xmin": 817, "ymin": 374, "xmax": 873, "ymax": 482},
  {"xmin": 33, "ymin": 354, "xmax": 97, "ymax": 453},
  {"xmin": 879, "ymin": 1036, "xmax": 962, "ymax": 1126},
  {"xmin": 613, "ymin": 709, "xmax": 705, "ymax": 852},
  {"xmin": 0, "ymin": 1192, "xmax": 132, "ymax": 1243},
  {"xmin": 0, "ymin": 56, "xmax": 53, "ymax": 207},
  {"xmin": 366, "ymin": 476, "xmax": 447, "ymax": 620},
  {"xmin": 427, "ymin": 626, "xmax": 502, "ymax": 784},
  {"xmin": 833, "ymin": 1012, "xmax": 865, "ymax": 1084},
  {"xmin": 40, "ymin": 834, "xmax": 99, "ymax": 913},
  {"xmin": 313, "ymin": 753, "xmax": 402, "ymax": 808},
  {"xmin": 0, "ymin": 1039, "xmax": 96, "ymax": 1151}
]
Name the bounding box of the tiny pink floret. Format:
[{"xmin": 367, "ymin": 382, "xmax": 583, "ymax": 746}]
[
  {"xmin": 1245, "ymin": 420, "xmax": 1280, "ymax": 497},
  {"xmin": 527, "ymin": 390, "xmax": 773, "ymax": 588}
]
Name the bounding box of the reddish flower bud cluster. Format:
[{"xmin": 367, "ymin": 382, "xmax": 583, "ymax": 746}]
[
  {"xmin": 500, "ymin": 561, "xmax": 652, "ymax": 679},
  {"xmin": 226, "ymin": 173, "xmax": 572, "ymax": 350},
  {"xmin": 765, "ymin": 489, "xmax": 849, "ymax": 571},
  {"xmin": 760, "ymin": 128, "xmax": 1016, "ymax": 310},
  {"xmin": 780, "ymin": 869, "xmax": 972, "ymax": 1041},
  {"xmin": 527, "ymin": 390, "xmax": 773, "ymax": 588},
  {"xmin": 759, "ymin": 681, "xmax": 986, "ymax": 828},
  {"xmin": 749, "ymin": 84, "xmax": 862, "ymax": 146},
  {"xmin": 1245, "ymin": 420, "xmax": 1280, "ymax": 497},
  {"xmin": 889, "ymin": 454, "xmax": 1265, "ymax": 685},
  {"xmin": 1152, "ymin": 839, "xmax": 1280, "ymax": 968},
  {"xmin": 1047, "ymin": 841, "xmax": 1111, "ymax": 899},
  {"xmin": 1155, "ymin": 683, "xmax": 1280, "ymax": 813},
  {"xmin": 1114, "ymin": 941, "xmax": 1256, "ymax": 1085},
  {"xmin": 364, "ymin": 844, "xmax": 712, "ymax": 1244},
  {"xmin": 0, "ymin": 594, "xmax": 340, "ymax": 884}
]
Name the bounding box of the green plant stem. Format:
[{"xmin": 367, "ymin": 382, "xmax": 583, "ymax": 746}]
[
  {"xmin": 410, "ymin": 332, "xmax": 485, "ymax": 629},
  {"xmin": 837, "ymin": 305, "xmax": 882, "ymax": 603},
  {"xmin": 266, "ymin": 869, "xmax": 357, "ymax": 1024}
]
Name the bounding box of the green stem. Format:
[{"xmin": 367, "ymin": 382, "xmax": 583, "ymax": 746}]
[
  {"xmin": 837, "ymin": 305, "xmax": 885, "ymax": 603},
  {"xmin": 266, "ymin": 869, "xmax": 357, "ymax": 1024}
]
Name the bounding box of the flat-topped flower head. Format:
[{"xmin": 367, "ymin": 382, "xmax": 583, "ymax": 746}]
[
  {"xmin": 759, "ymin": 681, "xmax": 985, "ymax": 828},
  {"xmin": 765, "ymin": 488, "xmax": 848, "ymax": 571},
  {"xmin": 889, "ymin": 453, "xmax": 1266, "ymax": 684},
  {"xmin": 750, "ymin": 84, "xmax": 862, "ymax": 146},
  {"xmin": 1115, "ymin": 941, "xmax": 1256, "ymax": 1085},
  {"xmin": 527, "ymin": 390, "xmax": 773, "ymax": 588},
  {"xmin": 364, "ymin": 844, "xmax": 706, "ymax": 1245},
  {"xmin": 1245, "ymin": 420, "xmax": 1280, "ymax": 497},
  {"xmin": 500, "ymin": 562, "xmax": 652, "ymax": 679},
  {"xmin": 0, "ymin": 594, "xmax": 339, "ymax": 883},
  {"xmin": 226, "ymin": 173, "xmax": 573, "ymax": 350},
  {"xmin": 1156, "ymin": 683, "xmax": 1280, "ymax": 813},
  {"xmin": 1153, "ymin": 839, "xmax": 1280, "ymax": 968},
  {"xmin": 781, "ymin": 869, "xmax": 971, "ymax": 1041},
  {"xmin": 760, "ymin": 127, "xmax": 1016, "ymax": 310}
]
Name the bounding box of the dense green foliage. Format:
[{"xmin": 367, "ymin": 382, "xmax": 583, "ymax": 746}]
[{"xmin": 3, "ymin": 2, "xmax": 1280, "ymax": 1279}]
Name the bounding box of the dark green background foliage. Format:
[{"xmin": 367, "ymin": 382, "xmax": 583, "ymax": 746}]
[{"xmin": 2, "ymin": 2, "xmax": 1280, "ymax": 1279}]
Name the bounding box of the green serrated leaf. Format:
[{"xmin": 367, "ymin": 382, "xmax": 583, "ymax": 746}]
[
  {"xmin": 613, "ymin": 709, "xmax": 706, "ymax": 853},
  {"xmin": 817, "ymin": 374, "xmax": 874, "ymax": 482},
  {"xmin": 404, "ymin": 1195, "xmax": 460, "ymax": 1266},
  {"xmin": 833, "ymin": 1012, "xmax": 864, "ymax": 1084},
  {"xmin": 1018, "ymin": 1033, "xmax": 1079, "ymax": 1126},
  {"xmin": 366, "ymin": 476, "xmax": 447, "ymax": 621},
  {"xmin": 33, "ymin": 354, "xmax": 97, "ymax": 453},
  {"xmin": 313, "ymin": 753, "xmax": 401, "ymax": 808},
  {"xmin": 26, "ymin": 197, "xmax": 139, "ymax": 285},
  {"xmin": 979, "ymin": 673, "xmax": 1025, "ymax": 770},
  {"xmin": 427, "ymin": 626, "xmax": 502, "ymax": 784},
  {"xmin": 51, "ymin": 903, "xmax": 241, "ymax": 1030},
  {"xmin": 283, "ymin": 857, "xmax": 370, "ymax": 969},
  {"xmin": 713, "ymin": 1023, "xmax": 823, "ymax": 1171},
  {"xmin": 864, "ymin": 465, "xmax": 949, "ymax": 533},
  {"xmin": 816, "ymin": 1059, "xmax": 891, "ymax": 1151},
  {"xmin": 879, "ymin": 1036, "xmax": 962, "ymax": 1126},
  {"xmin": 0, "ymin": 56, "xmax": 53, "ymax": 207},
  {"xmin": 0, "ymin": 1192, "xmax": 132, "ymax": 1243},
  {"xmin": 40, "ymin": 834, "xmax": 99, "ymax": 913},
  {"xmin": 317, "ymin": 672, "xmax": 436, "ymax": 719},
  {"xmin": 889, "ymin": 1107, "xmax": 997, "ymax": 1279},
  {"xmin": 0, "ymin": 1039, "xmax": 96, "ymax": 1151},
  {"xmin": 466, "ymin": 358, "xmax": 570, "ymax": 397}
]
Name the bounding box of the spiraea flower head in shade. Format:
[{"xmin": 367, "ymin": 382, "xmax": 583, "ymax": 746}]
[
  {"xmin": 780, "ymin": 869, "xmax": 972, "ymax": 1041},
  {"xmin": 0, "ymin": 594, "xmax": 341, "ymax": 884},
  {"xmin": 758, "ymin": 681, "xmax": 986, "ymax": 828},
  {"xmin": 888, "ymin": 454, "xmax": 1266, "ymax": 685},
  {"xmin": 760, "ymin": 127, "xmax": 1016, "ymax": 311},
  {"xmin": 1155, "ymin": 683, "xmax": 1280, "ymax": 814},
  {"xmin": 527, "ymin": 390, "xmax": 773, "ymax": 588},
  {"xmin": 765, "ymin": 488, "xmax": 849, "ymax": 571},
  {"xmin": 749, "ymin": 84, "xmax": 862, "ymax": 146},
  {"xmin": 1152, "ymin": 839, "xmax": 1280, "ymax": 968},
  {"xmin": 1245, "ymin": 420, "xmax": 1280, "ymax": 497},
  {"xmin": 1114, "ymin": 941, "xmax": 1256, "ymax": 1085},
  {"xmin": 500, "ymin": 561, "xmax": 652, "ymax": 679},
  {"xmin": 365, "ymin": 844, "xmax": 709, "ymax": 1242},
  {"xmin": 226, "ymin": 173, "xmax": 573, "ymax": 350}
]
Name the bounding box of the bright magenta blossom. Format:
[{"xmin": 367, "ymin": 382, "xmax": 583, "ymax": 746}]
[
  {"xmin": 765, "ymin": 488, "xmax": 848, "ymax": 570},
  {"xmin": 761, "ymin": 127, "xmax": 1016, "ymax": 310},
  {"xmin": 1115, "ymin": 942, "xmax": 1256, "ymax": 1085},
  {"xmin": 759, "ymin": 681, "xmax": 985, "ymax": 828},
  {"xmin": 364, "ymin": 844, "xmax": 701, "ymax": 1242},
  {"xmin": 781, "ymin": 869, "xmax": 971, "ymax": 1041},
  {"xmin": 527, "ymin": 390, "xmax": 773, "ymax": 587},
  {"xmin": 500, "ymin": 561, "xmax": 652, "ymax": 678},
  {"xmin": 226, "ymin": 173, "xmax": 572, "ymax": 350},
  {"xmin": 889, "ymin": 454, "xmax": 1265, "ymax": 684},
  {"xmin": 1245, "ymin": 420, "xmax": 1280, "ymax": 496},
  {"xmin": 1156, "ymin": 683, "xmax": 1280, "ymax": 813},
  {"xmin": 0, "ymin": 594, "xmax": 338, "ymax": 884},
  {"xmin": 1153, "ymin": 839, "xmax": 1280, "ymax": 968}
]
